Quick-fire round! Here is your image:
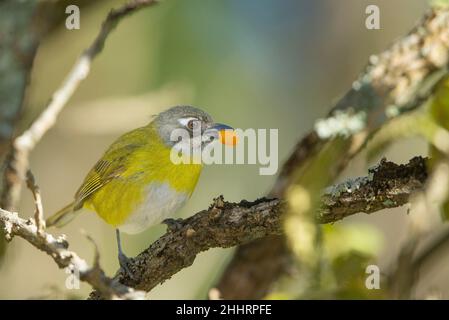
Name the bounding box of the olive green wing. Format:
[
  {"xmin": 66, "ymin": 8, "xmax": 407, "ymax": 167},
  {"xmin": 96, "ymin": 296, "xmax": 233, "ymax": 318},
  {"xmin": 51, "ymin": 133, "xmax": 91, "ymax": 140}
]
[{"xmin": 73, "ymin": 128, "xmax": 148, "ymax": 210}]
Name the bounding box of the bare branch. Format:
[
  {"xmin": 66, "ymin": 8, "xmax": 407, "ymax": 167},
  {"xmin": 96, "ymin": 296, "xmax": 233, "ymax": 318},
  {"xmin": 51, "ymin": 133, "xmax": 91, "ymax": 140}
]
[
  {"xmin": 0, "ymin": 0, "xmax": 159, "ymax": 299},
  {"xmin": 14, "ymin": 0, "xmax": 159, "ymax": 155},
  {"xmin": 25, "ymin": 170, "xmax": 45, "ymax": 236},
  {"xmin": 88, "ymin": 157, "xmax": 428, "ymax": 299},
  {"xmin": 1, "ymin": 0, "xmax": 159, "ymax": 210},
  {"xmin": 0, "ymin": 0, "xmax": 63, "ymax": 258},
  {"xmin": 0, "ymin": 207, "xmax": 144, "ymax": 299}
]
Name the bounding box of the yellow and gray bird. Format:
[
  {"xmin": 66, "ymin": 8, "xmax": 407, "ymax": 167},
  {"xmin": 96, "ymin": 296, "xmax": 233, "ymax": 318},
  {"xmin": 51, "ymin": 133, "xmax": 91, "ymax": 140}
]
[{"xmin": 46, "ymin": 106, "xmax": 235, "ymax": 272}]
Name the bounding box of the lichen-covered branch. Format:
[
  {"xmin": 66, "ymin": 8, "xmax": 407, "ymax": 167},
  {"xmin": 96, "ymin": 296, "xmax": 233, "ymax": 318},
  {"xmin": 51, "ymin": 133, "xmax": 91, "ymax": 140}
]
[
  {"xmin": 318, "ymin": 157, "xmax": 427, "ymax": 223},
  {"xmin": 0, "ymin": 207, "xmax": 144, "ymax": 299},
  {"xmin": 273, "ymin": 7, "xmax": 449, "ymax": 198},
  {"xmin": 88, "ymin": 157, "xmax": 428, "ymax": 299},
  {"xmin": 218, "ymin": 4, "xmax": 449, "ymax": 300},
  {"xmin": 0, "ymin": 156, "xmax": 426, "ymax": 300}
]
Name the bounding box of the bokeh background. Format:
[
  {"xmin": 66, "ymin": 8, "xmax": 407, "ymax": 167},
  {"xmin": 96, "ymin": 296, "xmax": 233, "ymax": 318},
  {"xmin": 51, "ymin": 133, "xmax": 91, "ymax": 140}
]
[{"xmin": 1, "ymin": 0, "xmax": 444, "ymax": 299}]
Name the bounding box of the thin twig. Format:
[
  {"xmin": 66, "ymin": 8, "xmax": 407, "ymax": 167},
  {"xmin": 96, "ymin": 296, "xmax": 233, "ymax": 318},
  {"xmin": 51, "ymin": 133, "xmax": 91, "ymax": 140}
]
[
  {"xmin": 82, "ymin": 230, "xmax": 101, "ymax": 269},
  {"xmin": 1, "ymin": 0, "xmax": 159, "ymax": 210},
  {"xmin": 25, "ymin": 170, "xmax": 45, "ymax": 236},
  {"xmin": 0, "ymin": 0, "xmax": 159, "ymax": 299},
  {"xmin": 14, "ymin": 0, "xmax": 159, "ymax": 154}
]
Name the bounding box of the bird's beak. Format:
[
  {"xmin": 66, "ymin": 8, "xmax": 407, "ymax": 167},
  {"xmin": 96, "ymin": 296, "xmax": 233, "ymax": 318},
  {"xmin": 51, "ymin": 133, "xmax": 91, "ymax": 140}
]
[{"xmin": 209, "ymin": 123, "xmax": 238, "ymax": 146}]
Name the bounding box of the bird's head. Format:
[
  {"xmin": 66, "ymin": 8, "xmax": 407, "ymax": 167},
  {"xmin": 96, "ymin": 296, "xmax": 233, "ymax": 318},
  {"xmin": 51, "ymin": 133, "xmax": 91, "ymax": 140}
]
[{"xmin": 154, "ymin": 106, "xmax": 236, "ymax": 156}]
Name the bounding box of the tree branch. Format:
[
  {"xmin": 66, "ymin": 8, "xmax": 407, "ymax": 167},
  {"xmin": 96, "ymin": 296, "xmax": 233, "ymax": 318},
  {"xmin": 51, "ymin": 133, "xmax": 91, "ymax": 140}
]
[
  {"xmin": 0, "ymin": 0, "xmax": 108, "ymax": 260},
  {"xmin": 0, "ymin": 206, "xmax": 145, "ymax": 299},
  {"xmin": 318, "ymin": 156, "xmax": 427, "ymax": 223},
  {"xmin": 217, "ymin": 4, "xmax": 449, "ymax": 299},
  {"xmin": 0, "ymin": 0, "xmax": 159, "ymax": 300},
  {"xmin": 0, "ymin": 0, "xmax": 440, "ymax": 301},
  {"xmin": 88, "ymin": 156, "xmax": 428, "ymax": 299},
  {"xmin": 0, "ymin": 156, "xmax": 427, "ymax": 298},
  {"xmin": 1, "ymin": 0, "xmax": 159, "ymax": 211},
  {"xmin": 25, "ymin": 170, "xmax": 45, "ymax": 236}
]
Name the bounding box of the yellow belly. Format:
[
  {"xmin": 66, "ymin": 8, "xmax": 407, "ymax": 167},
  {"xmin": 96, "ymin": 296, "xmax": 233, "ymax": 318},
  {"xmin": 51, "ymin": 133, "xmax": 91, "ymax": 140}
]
[
  {"xmin": 84, "ymin": 143, "xmax": 202, "ymax": 229},
  {"xmin": 118, "ymin": 182, "xmax": 190, "ymax": 234}
]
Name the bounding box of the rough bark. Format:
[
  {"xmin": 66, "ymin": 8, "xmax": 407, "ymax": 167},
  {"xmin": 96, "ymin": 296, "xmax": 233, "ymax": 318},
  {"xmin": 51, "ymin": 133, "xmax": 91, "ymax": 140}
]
[
  {"xmin": 216, "ymin": 5, "xmax": 449, "ymax": 300},
  {"xmin": 87, "ymin": 157, "xmax": 428, "ymax": 299},
  {"xmin": 0, "ymin": 206, "xmax": 144, "ymax": 299}
]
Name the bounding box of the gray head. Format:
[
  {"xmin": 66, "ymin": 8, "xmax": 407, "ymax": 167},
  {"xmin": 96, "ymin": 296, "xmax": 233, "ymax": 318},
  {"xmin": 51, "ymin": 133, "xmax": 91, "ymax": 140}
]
[{"xmin": 154, "ymin": 106, "xmax": 232, "ymax": 149}]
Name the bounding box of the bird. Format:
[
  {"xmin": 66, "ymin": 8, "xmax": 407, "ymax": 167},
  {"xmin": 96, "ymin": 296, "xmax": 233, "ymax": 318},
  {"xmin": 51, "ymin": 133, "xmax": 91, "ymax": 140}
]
[{"xmin": 46, "ymin": 105, "xmax": 235, "ymax": 273}]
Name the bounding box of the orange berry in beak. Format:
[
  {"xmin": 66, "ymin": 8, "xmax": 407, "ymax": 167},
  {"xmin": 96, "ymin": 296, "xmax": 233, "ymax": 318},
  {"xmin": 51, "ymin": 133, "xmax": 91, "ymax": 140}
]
[{"xmin": 219, "ymin": 129, "xmax": 238, "ymax": 146}]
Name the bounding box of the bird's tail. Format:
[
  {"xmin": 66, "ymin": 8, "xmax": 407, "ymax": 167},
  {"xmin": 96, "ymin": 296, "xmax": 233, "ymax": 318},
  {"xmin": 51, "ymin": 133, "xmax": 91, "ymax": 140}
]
[{"xmin": 46, "ymin": 202, "xmax": 78, "ymax": 228}]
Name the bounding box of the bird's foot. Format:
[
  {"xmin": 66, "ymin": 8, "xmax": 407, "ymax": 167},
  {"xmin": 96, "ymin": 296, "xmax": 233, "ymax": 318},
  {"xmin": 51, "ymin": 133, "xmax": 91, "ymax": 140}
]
[
  {"xmin": 118, "ymin": 252, "xmax": 135, "ymax": 280},
  {"xmin": 162, "ymin": 218, "xmax": 184, "ymax": 233}
]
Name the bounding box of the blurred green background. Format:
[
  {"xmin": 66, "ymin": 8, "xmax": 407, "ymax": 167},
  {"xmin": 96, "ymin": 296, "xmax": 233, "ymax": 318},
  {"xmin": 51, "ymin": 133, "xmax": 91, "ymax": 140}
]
[{"xmin": 2, "ymin": 0, "xmax": 445, "ymax": 299}]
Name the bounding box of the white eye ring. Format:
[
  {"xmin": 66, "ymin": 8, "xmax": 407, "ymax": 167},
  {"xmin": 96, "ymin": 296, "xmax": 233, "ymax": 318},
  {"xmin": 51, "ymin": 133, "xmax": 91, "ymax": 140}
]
[{"xmin": 178, "ymin": 117, "xmax": 199, "ymax": 130}]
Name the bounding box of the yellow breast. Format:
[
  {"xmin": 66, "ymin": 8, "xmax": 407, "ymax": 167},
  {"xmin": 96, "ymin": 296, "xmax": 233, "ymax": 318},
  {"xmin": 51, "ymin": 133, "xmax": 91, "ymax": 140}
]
[{"xmin": 83, "ymin": 126, "xmax": 202, "ymax": 228}]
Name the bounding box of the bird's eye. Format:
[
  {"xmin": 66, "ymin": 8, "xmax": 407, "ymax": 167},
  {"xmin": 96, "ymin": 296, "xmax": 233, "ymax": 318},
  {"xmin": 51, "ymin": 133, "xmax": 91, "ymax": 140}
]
[
  {"xmin": 187, "ymin": 120, "xmax": 196, "ymax": 130},
  {"xmin": 179, "ymin": 117, "xmax": 200, "ymax": 130}
]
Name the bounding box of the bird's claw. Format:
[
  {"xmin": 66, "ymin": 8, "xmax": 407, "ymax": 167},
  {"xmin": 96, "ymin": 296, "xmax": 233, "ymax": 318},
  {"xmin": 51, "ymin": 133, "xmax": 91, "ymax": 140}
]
[
  {"xmin": 162, "ymin": 218, "xmax": 184, "ymax": 232},
  {"xmin": 118, "ymin": 252, "xmax": 135, "ymax": 280}
]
